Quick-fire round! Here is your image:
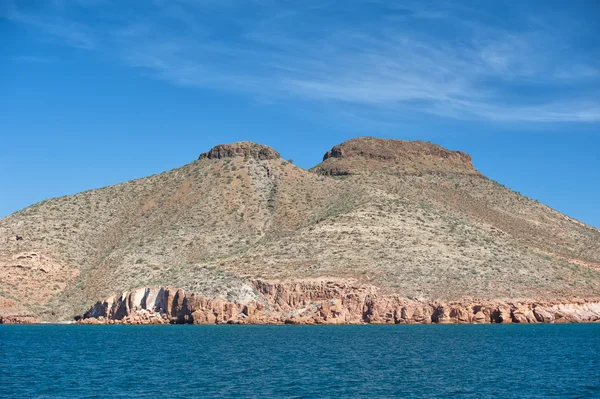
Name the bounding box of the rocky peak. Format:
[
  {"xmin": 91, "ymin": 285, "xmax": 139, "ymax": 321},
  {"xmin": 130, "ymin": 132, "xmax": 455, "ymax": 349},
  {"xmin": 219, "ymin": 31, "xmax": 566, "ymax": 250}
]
[
  {"xmin": 199, "ymin": 142, "xmax": 281, "ymax": 161},
  {"xmin": 317, "ymin": 137, "xmax": 478, "ymax": 176},
  {"xmin": 323, "ymin": 137, "xmax": 472, "ymax": 163}
]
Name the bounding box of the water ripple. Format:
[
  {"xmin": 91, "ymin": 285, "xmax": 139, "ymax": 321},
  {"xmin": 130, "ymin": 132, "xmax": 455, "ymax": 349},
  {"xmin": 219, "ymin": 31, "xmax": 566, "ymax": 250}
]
[{"xmin": 0, "ymin": 324, "xmax": 599, "ymax": 398}]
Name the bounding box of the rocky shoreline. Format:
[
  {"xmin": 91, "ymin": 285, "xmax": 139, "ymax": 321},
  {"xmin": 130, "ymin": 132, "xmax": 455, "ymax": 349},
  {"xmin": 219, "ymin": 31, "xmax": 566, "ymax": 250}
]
[
  {"xmin": 3, "ymin": 279, "xmax": 599, "ymax": 325},
  {"xmin": 0, "ymin": 315, "xmax": 40, "ymax": 324},
  {"xmin": 73, "ymin": 280, "xmax": 600, "ymax": 325}
]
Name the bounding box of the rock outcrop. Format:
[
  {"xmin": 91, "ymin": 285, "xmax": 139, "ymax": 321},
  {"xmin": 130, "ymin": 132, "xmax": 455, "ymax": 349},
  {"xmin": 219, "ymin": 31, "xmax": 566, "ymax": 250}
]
[
  {"xmin": 0, "ymin": 315, "xmax": 40, "ymax": 324},
  {"xmin": 77, "ymin": 280, "xmax": 600, "ymax": 325},
  {"xmin": 199, "ymin": 142, "xmax": 281, "ymax": 161},
  {"xmin": 315, "ymin": 136, "xmax": 479, "ymax": 176}
]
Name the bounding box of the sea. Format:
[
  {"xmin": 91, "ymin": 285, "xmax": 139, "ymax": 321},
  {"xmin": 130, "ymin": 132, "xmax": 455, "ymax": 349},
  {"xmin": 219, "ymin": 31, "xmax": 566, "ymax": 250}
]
[{"xmin": 1, "ymin": 324, "xmax": 599, "ymax": 398}]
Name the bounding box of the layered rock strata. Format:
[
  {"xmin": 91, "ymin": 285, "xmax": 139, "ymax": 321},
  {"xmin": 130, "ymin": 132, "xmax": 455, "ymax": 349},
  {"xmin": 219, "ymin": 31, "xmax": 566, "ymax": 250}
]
[
  {"xmin": 77, "ymin": 280, "xmax": 600, "ymax": 325},
  {"xmin": 199, "ymin": 142, "xmax": 281, "ymax": 160}
]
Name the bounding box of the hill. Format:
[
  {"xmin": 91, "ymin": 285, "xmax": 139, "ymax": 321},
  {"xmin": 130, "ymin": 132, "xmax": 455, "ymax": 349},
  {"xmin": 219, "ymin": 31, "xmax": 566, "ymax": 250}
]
[{"xmin": 1, "ymin": 137, "xmax": 599, "ymax": 324}]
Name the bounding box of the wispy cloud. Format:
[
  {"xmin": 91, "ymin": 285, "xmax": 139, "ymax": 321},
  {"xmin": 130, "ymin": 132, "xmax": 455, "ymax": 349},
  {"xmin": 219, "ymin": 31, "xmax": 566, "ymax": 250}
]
[
  {"xmin": 7, "ymin": 7, "xmax": 96, "ymax": 49},
  {"xmin": 4, "ymin": 55, "xmax": 54, "ymax": 63},
  {"xmin": 7, "ymin": 0, "xmax": 600, "ymax": 123}
]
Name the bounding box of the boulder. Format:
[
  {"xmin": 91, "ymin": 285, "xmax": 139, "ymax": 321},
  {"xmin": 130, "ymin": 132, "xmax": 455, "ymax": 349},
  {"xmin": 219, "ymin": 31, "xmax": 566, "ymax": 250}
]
[{"xmin": 533, "ymin": 307, "xmax": 554, "ymax": 323}]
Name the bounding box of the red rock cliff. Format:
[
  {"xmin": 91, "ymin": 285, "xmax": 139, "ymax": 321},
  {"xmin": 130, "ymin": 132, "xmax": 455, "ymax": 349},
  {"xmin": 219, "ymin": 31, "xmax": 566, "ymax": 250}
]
[{"xmin": 78, "ymin": 280, "xmax": 600, "ymax": 325}]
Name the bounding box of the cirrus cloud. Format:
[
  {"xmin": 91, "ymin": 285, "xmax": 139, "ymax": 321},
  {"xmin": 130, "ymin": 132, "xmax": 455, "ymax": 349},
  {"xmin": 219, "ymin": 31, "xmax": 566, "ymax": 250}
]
[{"xmin": 6, "ymin": 0, "xmax": 600, "ymax": 123}]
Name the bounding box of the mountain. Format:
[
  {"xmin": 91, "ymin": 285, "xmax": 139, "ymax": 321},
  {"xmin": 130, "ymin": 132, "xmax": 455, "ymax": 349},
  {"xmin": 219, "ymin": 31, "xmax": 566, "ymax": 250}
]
[{"xmin": 1, "ymin": 137, "xmax": 599, "ymax": 324}]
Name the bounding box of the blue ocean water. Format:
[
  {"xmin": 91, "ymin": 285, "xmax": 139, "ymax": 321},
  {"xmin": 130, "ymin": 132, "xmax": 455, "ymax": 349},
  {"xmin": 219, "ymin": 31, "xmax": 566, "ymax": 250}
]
[{"xmin": 0, "ymin": 324, "xmax": 599, "ymax": 398}]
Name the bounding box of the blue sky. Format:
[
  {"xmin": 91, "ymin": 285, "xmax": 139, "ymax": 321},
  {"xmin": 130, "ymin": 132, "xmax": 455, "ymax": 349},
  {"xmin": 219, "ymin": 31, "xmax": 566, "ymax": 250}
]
[{"xmin": 1, "ymin": 0, "xmax": 599, "ymax": 227}]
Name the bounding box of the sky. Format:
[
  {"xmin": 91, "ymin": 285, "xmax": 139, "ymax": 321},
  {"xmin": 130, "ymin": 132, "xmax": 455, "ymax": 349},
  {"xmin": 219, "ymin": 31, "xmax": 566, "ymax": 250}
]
[{"xmin": 1, "ymin": 0, "xmax": 599, "ymax": 228}]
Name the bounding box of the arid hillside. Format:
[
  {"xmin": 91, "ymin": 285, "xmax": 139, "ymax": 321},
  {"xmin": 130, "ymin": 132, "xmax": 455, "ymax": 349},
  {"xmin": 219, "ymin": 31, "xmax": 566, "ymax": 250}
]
[{"xmin": 1, "ymin": 137, "xmax": 599, "ymax": 323}]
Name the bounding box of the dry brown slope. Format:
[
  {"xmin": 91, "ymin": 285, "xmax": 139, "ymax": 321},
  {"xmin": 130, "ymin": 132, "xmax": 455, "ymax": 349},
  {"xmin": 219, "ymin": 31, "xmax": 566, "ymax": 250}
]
[
  {"xmin": 307, "ymin": 137, "xmax": 600, "ymax": 298},
  {"xmin": 1, "ymin": 137, "xmax": 599, "ymax": 322},
  {"xmin": 314, "ymin": 137, "xmax": 600, "ymax": 266},
  {"xmin": 0, "ymin": 143, "xmax": 360, "ymax": 320}
]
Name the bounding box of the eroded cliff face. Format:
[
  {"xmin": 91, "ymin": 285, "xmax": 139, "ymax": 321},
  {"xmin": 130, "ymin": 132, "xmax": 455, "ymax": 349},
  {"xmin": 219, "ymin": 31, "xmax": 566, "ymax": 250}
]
[{"xmin": 77, "ymin": 280, "xmax": 600, "ymax": 325}]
